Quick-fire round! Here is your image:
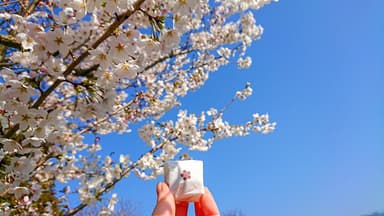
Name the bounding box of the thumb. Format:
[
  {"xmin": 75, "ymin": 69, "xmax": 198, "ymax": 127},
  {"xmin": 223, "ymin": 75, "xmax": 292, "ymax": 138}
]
[{"xmin": 152, "ymin": 183, "xmax": 175, "ymax": 216}]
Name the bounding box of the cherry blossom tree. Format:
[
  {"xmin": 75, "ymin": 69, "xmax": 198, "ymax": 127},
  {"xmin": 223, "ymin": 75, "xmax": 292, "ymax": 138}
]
[{"xmin": 0, "ymin": 0, "xmax": 276, "ymax": 215}]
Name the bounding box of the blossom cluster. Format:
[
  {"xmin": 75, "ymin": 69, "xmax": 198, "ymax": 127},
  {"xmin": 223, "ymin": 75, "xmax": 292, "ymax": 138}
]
[
  {"xmin": 136, "ymin": 101, "xmax": 276, "ymax": 180},
  {"xmin": 0, "ymin": 0, "xmax": 276, "ymax": 215}
]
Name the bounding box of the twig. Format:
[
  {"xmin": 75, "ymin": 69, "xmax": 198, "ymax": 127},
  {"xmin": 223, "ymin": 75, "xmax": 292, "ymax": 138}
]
[
  {"xmin": 24, "ymin": 0, "xmax": 41, "ymax": 16},
  {"xmin": 4, "ymin": 124, "xmax": 19, "ymax": 139},
  {"xmin": 136, "ymin": 48, "xmax": 194, "ymax": 78},
  {"xmin": 0, "ymin": 34, "xmax": 22, "ymax": 50},
  {"xmin": 0, "ymin": 0, "xmax": 21, "ymax": 7},
  {"xmin": 0, "ymin": 62, "xmax": 16, "ymax": 68},
  {"xmin": 78, "ymin": 99, "xmax": 135, "ymax": 135},
  {"xmin": 64, "ymin": 141, "xmax": 166, "ymax": 216}
]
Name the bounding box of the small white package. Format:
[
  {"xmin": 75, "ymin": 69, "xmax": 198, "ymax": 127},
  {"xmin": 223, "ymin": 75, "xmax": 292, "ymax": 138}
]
[{"xmin": 164, "ymin": 160, "xmax": 205, "ymax": 202}]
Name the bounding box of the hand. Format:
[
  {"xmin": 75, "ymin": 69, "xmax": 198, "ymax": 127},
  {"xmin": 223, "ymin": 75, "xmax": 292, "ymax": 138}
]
[{"xmin": 152, "ymin": 182, "xmax": 220, "ymax": 216}]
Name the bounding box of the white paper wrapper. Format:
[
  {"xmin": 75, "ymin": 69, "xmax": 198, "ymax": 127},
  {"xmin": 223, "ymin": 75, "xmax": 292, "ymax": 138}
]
[{"xmin": 164, "ymin": 160, "xmax": 205, "ymax": 202}]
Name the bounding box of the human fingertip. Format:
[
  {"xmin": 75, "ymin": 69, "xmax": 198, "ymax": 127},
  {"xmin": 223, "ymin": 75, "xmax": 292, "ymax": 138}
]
[
  {"xmin": 156, "ymin": 182, "xmax": 166, "ymax": 199},
  {"xmin": 201, "ymin": 187, "xmax": 212, "ymax": 199},
  {"xmin": 200, "ymin": 187, "xmax": 219, "ymax": 215},
  {"xmin": 156, "ymin": 182, "xmax": 162, "ymax": 194},
  {"xmin": 205, "ymin": 187, "xmax": 210, "ymax": 193},
  {"xmin": 158, "ymin": 182, "xmax": 172, "ymax": 201}
]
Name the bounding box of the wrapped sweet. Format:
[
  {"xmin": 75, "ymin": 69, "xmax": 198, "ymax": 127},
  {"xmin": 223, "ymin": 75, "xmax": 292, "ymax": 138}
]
[{"xmin": 164, "ymin": 160, "xmax": 205, "ymax": 202}]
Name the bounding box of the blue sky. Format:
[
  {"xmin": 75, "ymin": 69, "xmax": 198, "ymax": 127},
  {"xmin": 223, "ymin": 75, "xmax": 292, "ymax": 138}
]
[{"xmin": 96, "ymin": 0, "xmax": 384, "ymax": 215}]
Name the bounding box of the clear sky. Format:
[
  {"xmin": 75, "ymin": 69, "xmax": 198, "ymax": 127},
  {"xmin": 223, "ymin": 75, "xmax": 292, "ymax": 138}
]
[{"xmin": 95, "ymin": 0, "xmax": 384, "ymax": 215}]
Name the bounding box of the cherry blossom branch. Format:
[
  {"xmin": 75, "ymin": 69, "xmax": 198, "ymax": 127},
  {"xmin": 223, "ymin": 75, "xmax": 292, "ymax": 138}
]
[
  {"xmin": 0, "ymin": 34, "xmax": 22, "ymax": 50},
  {"xmin": 4, "ymin": 124, "xmax": 19, "ymax": 139},
  {"xmin": 64, "ymin": 141, "xmax": 166, "ymax": 216},
  {"xmin": 74, "ymin": 49, "xmax": 194, "ymax": 134},
  {"xmin": 66, "ymin": 83, "xmax": 262, "ymax": 215},
  {"xmin": 137, "ymin": 48, "xmax": 195, "ymax": 76},
  {"xmin": 26, "ymin": 48, "xmax": 193, "ymax": 138},
  {"xmin": 0, "ymin": 0, "xmax": 21, "ymax": 7},
  {"xmin": 31, "ymin": 0, "xmax": 146, "ymax": 109},
  {"xmin": 77, "ymin": 98, "xmax": 137, "ymax": 135},
  {"xmin": 0, "ymin": 62, "xmax": 17, "ymax": 68},
  {"xmin": 24, "ymin": 0, "xmax": 42, "ymax": 16},
  {"xmin": 1, "ymin": 0, "xmax": 146, "ymax": 140},
  {"xmin": 0, "ymin": 46, "xmax": 6, "ymax": 62}
]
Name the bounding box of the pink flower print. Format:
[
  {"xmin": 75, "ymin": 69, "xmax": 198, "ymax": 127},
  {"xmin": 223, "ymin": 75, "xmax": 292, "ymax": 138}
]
[{"xmin": 180, "ymin": 170, "xmax": 191, "ymax": 181}]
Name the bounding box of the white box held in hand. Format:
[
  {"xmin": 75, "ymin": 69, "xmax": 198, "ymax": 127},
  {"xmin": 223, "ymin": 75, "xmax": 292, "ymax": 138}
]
[{"xmin": 164, "ymin": 160, "xmax": 205, "ymax": 202}]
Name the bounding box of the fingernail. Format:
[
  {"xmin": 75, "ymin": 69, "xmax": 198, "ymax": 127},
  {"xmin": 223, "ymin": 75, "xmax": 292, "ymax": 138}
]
[
  {"xmin": 204, "ymin": 187, "xmax": 210, "ymax": 195},
  {"xmin": 156, "ymin": 182, "xmax": 163, "ymax": 196}
]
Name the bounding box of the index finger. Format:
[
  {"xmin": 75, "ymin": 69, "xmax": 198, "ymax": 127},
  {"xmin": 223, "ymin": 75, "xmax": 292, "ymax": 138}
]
[{"xmin": 194, "ymin": 188, "xmax": 220, "ymax": 216}]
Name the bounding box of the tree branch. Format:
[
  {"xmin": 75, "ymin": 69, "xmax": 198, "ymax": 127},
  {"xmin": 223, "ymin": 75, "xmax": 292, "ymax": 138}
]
[
  {"xmin": 74, "ymin": 49, "xmax": 195, "ymax": 135},
  {"xmin": 0, "ymin": 0, "xmax": 149, "ymax": 138},
  {"xmin": 0, "ymin": 0, "xmax": 145, "ymax": 139},
  {"xmin": 64, "ymin": 141, "xmax": 166, "ymax": 216},
  {"xmin": 77, "ymin": 99, "xmax": 136, "ymax": 135},
  {"xmin": 4, "ymin": 124, "xmax": 19, "ymax": 139},
  {"xmin": 0, "ymin": 45, "xmax": 8, "ymax": 63},
  {"xmin": 0, "ymin": 0, "xmax": 21, "ymax": 7},
  {"xmin": 73, "ymin": 64, "xmax": 100, "ymax": 77},
  {"xmin": 30, "ymin": 0, "xmax": 146, "ymax": 110},
  {"xmin": 24, "ymin": 0, "xmax": 41, "ymax": 16},
  {"xmin": 136, "ymin": 48, "xmax": 195, "ymax": 78},
  {"xmin": 0, "ymin": 34, "xmax": 22, "ymax": 50}
]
